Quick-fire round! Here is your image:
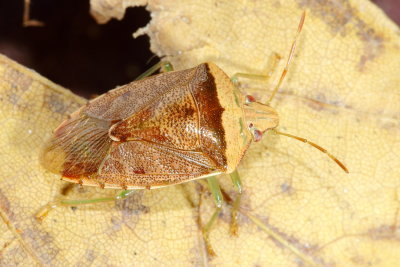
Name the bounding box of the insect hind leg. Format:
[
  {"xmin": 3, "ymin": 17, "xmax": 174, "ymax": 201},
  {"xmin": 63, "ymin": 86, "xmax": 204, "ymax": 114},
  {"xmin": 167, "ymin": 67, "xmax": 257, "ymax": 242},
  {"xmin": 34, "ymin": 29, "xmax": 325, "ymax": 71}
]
[{"xmin": 35, "ymin": 190, "xmax": 135, "ymax": 222}]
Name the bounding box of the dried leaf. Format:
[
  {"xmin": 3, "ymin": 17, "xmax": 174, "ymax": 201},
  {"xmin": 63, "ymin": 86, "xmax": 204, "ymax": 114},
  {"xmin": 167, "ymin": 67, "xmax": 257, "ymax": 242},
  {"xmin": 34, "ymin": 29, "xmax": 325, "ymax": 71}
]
[
  {"xmin": 90, "ymin": 0, "xmax": 147, "ymax": 24},
  {"xmin": 1, "ymin": 0, "xmax": 400, "ymax": 266}
]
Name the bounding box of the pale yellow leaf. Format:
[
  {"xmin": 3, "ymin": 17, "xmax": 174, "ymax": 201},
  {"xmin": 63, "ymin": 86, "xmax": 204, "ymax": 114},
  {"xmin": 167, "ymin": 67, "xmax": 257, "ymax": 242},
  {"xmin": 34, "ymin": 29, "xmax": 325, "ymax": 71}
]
[
  {"xmin": 90, "ymin": 0, "xmax": 147, "ymax": 24},
  {"xmin": 1, "ymin": 0, "xmax": 400, "ymax": 266}
]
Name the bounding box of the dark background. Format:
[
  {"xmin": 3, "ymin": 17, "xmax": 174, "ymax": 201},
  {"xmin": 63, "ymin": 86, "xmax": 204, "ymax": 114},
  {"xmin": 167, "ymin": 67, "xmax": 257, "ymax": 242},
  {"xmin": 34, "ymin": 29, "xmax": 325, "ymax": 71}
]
[
  {"xmin": 0, "ymin": 0, "xmax": 153, "ymax": 97},
  {"xmin": 0, "ymin": 0, "xmax": 398, "ymax": 98}
]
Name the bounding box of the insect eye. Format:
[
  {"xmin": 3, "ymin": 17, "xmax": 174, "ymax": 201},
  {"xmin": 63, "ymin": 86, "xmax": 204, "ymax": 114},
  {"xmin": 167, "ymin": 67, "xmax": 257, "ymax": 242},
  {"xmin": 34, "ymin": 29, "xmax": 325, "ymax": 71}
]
[
  {"xmin": 248, "ymin": 123, "xmax": 254, "ymax": 128},
  {"xmin": 253, "ymin": 129, "xmax": 263, "ymax": 142},
  {"xmin": 245, "ymin": 95, "xmax": 256, "ymax": 105}
]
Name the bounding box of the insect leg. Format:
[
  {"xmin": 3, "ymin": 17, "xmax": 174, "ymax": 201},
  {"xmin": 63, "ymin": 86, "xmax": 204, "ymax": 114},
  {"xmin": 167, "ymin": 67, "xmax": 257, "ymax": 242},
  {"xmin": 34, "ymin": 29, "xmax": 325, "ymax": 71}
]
[
  {"xmin": 202, "ymin": 176, "xmax": 223, "ymax": 256},
  {"xmin": 135, "ymin": 61, "xmax": 174, "ymax": 80},
  {"xmin": 229, "ymin": 169, "xmax": 242, "ymax": 235},
  {"xmin": 230, "ymin": 12, "xmax": 306, "ymax": 105},
  {"xmin": 35, "ymin": 190, "xmax": 135, "ymax": 222},
  {"xmin": 207, "ymin": 176, "xmax": 223, "ymax": 207},
  {"xmin": 230, "ymin": 52, "xmax": 282, "ymax": 86}
]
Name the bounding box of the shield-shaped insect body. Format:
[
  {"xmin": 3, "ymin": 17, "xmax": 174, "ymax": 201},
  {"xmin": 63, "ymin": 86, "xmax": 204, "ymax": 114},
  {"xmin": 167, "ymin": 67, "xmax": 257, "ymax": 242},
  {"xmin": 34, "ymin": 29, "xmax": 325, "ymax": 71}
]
[{"xmin": 40, "ymin": 63, "xmax": 279, "ymax": 190}]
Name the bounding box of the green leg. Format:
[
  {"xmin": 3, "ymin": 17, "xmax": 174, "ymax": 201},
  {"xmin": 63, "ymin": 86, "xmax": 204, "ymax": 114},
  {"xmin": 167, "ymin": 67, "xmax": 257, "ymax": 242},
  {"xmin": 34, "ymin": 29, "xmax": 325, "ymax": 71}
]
[
  {"xmin": 230, "ymin": 169, "xmax": 242, "ymax": 236},
  {"xmin": 135, "ymin": 61, "xmax": 174, "ymax": 80},
  {"xmin": 35, "ymin": 190, "xmax": 135, "ymax": 221},
  {"xmin": 207, "ymin": 176, "xmax": 223, "ymax": 207},
  {"xmin": 230, "ymin": 52, "xmax": 281, "ymax": 85},
  {"xmin": 202, "ymin": 176, "xmax": 223, "ymax": 256},
  {"xmin": 231, "ymin": 73, "xmax": 271, "ymax": 86}
]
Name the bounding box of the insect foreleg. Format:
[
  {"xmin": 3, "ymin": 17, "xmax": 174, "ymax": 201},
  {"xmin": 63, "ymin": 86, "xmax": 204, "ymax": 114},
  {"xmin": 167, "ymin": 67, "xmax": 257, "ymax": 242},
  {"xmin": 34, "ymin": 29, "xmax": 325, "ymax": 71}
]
[{"xmin": 230, "ymin": 52, "xmax": 282, "ymax": 86}]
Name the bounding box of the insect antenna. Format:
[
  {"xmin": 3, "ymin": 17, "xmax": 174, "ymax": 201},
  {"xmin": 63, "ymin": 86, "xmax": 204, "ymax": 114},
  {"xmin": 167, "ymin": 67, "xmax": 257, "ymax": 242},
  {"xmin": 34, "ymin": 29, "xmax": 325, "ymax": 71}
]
[
  {"xmin": 266, "ymin": 11, "xmax": 306, "ymax": 104},
  {"xmin": 271, "ymin": 129, "xmax": 349, "ymax": 173}
]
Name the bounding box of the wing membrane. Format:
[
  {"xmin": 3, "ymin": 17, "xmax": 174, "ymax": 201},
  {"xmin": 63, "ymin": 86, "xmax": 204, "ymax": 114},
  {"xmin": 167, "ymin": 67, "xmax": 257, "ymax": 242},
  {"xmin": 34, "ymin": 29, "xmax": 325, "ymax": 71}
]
[{"xmin": 40, "ymin": 113, "xmax": 112, "ymax": 179}]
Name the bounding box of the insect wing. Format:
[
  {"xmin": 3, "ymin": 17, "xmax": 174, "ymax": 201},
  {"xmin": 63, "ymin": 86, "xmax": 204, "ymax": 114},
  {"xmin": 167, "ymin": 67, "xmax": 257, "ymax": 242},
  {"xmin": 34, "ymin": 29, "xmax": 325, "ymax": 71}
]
[
  {"xmin": 41, "ymin": 64, "xmax": 224, "ymax": 188},
  {"xmin": 40, "ymin": 111, "xmax": 112, "ymax": 179},
  {"xmin": 93, "ymin": 140, "xmax": 220, "ymax": 188}
]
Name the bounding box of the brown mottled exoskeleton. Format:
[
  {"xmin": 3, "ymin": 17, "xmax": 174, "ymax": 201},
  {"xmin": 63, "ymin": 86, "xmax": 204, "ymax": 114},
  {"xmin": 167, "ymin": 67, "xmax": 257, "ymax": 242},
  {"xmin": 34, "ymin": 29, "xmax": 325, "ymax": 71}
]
[{"xmin": 38, "ymin": 12, "xmax": 348, "ymax": 256}]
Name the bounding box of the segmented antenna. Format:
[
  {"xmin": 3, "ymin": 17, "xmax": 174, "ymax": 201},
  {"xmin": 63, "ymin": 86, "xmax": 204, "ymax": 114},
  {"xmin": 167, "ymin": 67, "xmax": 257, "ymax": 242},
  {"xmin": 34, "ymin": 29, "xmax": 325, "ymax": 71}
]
[
  {"xmin": 267, "ymin": 11, "xmax": 306, "ymax": 104},
  {"xmin": 273, "ymin": 130, "xmax": 349, "ymax": 173}
]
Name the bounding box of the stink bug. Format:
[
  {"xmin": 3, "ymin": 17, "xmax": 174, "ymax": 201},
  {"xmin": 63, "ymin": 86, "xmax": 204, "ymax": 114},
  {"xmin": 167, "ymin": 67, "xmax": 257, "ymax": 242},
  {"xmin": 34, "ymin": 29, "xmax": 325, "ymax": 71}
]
[{"xmin": 38, "ymin": 12, "xmax": 348, "ymax": 256}]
